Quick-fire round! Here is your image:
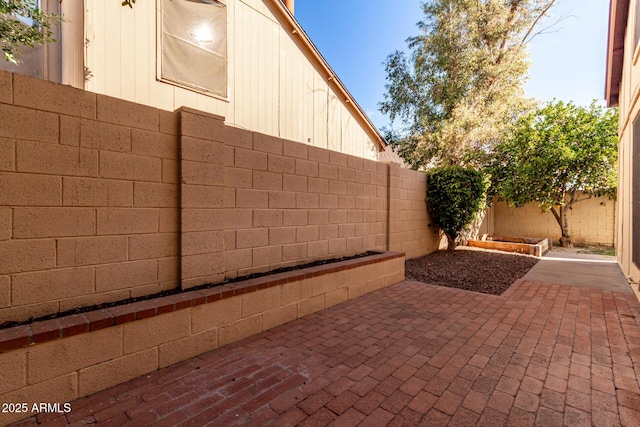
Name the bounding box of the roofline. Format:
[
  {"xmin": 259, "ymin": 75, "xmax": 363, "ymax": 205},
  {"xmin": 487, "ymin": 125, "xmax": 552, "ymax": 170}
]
[
  {"xmin": 269, "ymin": 0, "xmax": 387, "ymax": 151},
  {"xmin": 605, "ymin": 0, "xmax": 629, "ymax": 107}
]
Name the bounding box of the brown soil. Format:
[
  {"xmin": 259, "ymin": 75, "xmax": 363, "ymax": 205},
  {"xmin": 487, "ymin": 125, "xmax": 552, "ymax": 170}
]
[{"xmin": 405, "ymin": 246, "xmax": 539, "ymax": 296}]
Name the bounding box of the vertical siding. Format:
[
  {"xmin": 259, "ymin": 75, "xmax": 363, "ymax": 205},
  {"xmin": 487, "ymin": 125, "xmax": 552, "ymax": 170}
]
[
  {"xmin": 104, "ymin": 2, "xmax": 122, "ymax": 98},
  {"xmin": 277, "ymin": 13, "xmax": 292, "ymax": 138},
  {"xmin": 312, "ymin": 71, "xmax": 327, "ymax": 148},
  {"xmin": 342, "ymin": 106, "xmax": 354, "ymax": 156},
  {"xmin": 233, "ymin": 0, "xmax": 281, "ymax": 135},
  {"xmin": 268, "ymin": 22, "xmax": 280, "ymax": 134},
  {"xmin": 147, "ymin": 4, "xmax": 163, "ymax": 110},
  {"xmin": 120, "ymin": 5, "xmax": 136, "ymax": 102},
  {"xmin": 83, "ymin": 0, "xmax": 379, "ymax": 160},
  {"xmin": 341, "ymin": 102, "xmax": 373, "ymax": 160},
  {"xmin": 235, "ymin": 0, "xmax": 253, "ymax": 129},
  {"xmin": 327, "ymin": 90, "xmax": 341, "ymax": 152},
  {"xmin": 133, "ymin": 0, "xmax": 151, "ymax": 104},
  {"xmin": 249, "ymin": 5, "xmax": 259, "ymax": 131},
  {"xmin": 278, "ymin": 28, "xmax": 317, "ymax": 144},
  {"xmin": 60, "ymin": 1, "xmax": 84, "ymax": 88},
  {"xmin": 616, "ymin": 6, "xmax": 640, "ymax": 284},
  {"xmin": 85, "ymin": 0, "xmax": 104, "ymax": 94},
  {"xmin": 619, "ymin": 131, "xmax": 631, "ymax": 273},
  {"xmin": 301, "ymin": 55, "xmax": 314, "ymax": 144}
]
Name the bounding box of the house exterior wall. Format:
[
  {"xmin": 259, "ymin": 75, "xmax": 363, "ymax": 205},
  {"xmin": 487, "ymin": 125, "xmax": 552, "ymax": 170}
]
[
  {"xmin": 82, "ymin": 0, "xmax": 380, "ymax": 161},
  {"xmin": 492, "ymin": 198, "xmax": 615, "ymax": 246},
  {"xmin": 612, "ymin": 0, "xmax": 640, "ymax": 284},
  {"xmin": 0, "ymin": 70, "xmax": 438, "ymax": 324}
]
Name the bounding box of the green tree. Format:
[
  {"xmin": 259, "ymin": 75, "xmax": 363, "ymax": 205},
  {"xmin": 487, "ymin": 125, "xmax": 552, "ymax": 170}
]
[
  {"xmin": 490, "ymin": 100, "xmax": 618, "ymax": 247},
  {"xmin": 426, "ymin": 166, "xmax": 489, "ymax": 250},
  {"xmin": 380, "ymin": 0, "xmax": 555, "ymax": 169},
  {"xmin": 0, "ymin": 0, "xmax": 61, "ymax": 64}
]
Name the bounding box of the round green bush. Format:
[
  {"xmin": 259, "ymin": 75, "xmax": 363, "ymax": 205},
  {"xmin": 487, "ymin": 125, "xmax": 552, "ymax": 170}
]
[{"xmin": 426, "ymin": 166, "xmax": 488, "ymax": 250}]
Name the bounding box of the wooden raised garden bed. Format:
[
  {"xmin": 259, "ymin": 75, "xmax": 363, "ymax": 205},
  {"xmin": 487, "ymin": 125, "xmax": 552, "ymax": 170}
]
[{"xmin": 467, "ymin": 235, "xmax": 550, "ymax": 257}]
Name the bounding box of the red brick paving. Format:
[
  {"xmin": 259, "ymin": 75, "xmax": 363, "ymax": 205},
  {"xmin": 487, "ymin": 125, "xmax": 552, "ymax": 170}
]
[{"xmin": 10, "ymin": 279, "xmax": 640, "ymax": 426}]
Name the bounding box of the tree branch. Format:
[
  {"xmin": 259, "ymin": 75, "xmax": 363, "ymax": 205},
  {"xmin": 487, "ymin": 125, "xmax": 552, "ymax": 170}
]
[
  {"xmin": 520, "ymin": 1, "xmax": 557, "ymax": 46},
  {"xmin": 549, "ymin": 206, "xmax": 562, "ymax": 229},
  {"xmin": 573, "ymin": 195, "xmax": 593, "ymax": 204}
]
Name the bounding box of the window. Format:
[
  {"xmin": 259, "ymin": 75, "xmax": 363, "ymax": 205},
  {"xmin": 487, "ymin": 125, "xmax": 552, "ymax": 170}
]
[
  {"xmin": 159, "ymin": 0, "xmax": 227, "ymax": 98},
  {"xmin": 0, "ymin": 0, "xmax": 61, "ymax": 82}
]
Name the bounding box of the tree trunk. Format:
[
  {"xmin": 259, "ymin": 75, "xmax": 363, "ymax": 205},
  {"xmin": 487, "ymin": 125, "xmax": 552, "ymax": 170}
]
[
  {"xmin": 551, "ymin": 205, "xmax": 572, "ymax": 248},
  {"xmin": 445, "ymin": 232, "xmax": 457, "ymax": 251},
  {"xmin": 559, "ymin": 205, "xmax": 572, "ymax": 247}
]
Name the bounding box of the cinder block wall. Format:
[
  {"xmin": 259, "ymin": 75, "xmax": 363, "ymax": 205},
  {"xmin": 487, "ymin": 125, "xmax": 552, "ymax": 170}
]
[
  {"xmin": 0, "ymin": 71, "xmax": 439, "ymax": 323},
  {"xmin": 492, "ymin": 198, "xmax": 615, "ymax": 245},
  {"xmin": 0, "ymin": 72, "xmax": 181, "ymax": 325},
  {"xmin": 178, "ymin": 108, "xmax": 400, "ymax": 289},
  {"xmin": 388, "ymin": 165, "xmax": 440, "ymax": 258}
]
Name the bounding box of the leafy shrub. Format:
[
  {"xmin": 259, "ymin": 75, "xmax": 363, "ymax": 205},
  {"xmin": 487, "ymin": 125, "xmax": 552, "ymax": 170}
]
[{"xmin": 426, "ymin": 166, "xmax": 488, "ymax": 250}]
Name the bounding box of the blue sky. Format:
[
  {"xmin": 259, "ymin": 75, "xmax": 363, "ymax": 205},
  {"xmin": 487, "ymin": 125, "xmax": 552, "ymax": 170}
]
[{"xmin": 295, "ymin": 0, "xmax": 609, "ymax": 130}]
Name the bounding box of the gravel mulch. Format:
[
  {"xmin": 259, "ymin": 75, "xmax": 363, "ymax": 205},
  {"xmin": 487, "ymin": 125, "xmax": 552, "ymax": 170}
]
[{"xmin": 405, "ymin": 246, "xmax": 539, "ymax": 296}]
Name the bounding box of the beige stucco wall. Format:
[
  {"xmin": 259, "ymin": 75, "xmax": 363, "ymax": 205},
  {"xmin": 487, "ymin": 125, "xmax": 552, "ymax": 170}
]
[
  {"xmin": 492, "ymin": 198, "xmax": 615, "ymax": 246},
  {"xmin": 388, "ymin": 166, "xmax": 441, "ymax": 258},
  {"xmin": 81, "ymin": 0, "xmax": 380, "ymax": 160},
  {"xmin": 0, "ymin": 70, "xmax": 439, "ymax": 324},
  {"xmin": 612, "ymin": 0, "xmax": 640, "ymax": 285}
]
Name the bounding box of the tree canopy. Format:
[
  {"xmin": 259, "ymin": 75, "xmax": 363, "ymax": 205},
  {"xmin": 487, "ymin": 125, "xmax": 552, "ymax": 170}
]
[
  {"xmin": 379, "ymin": 0, "xmax": 555, "ymax": 169},
  {"xmin": 490, "ymin": 100, "xmax": 619, "ymax": 247},
  {"xmin": 0, "ymin": 0, "xmax": 61, "ymax": 64}
]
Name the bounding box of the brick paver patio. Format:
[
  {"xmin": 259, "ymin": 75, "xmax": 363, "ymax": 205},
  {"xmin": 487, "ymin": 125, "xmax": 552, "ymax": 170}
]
[{"xmin": 12, "ymin": 279, "xmax": 640, "ymax": 426}]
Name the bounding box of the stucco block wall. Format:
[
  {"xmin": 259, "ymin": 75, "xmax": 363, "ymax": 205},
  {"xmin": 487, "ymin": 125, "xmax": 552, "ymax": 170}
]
[
  {"xmin": 179, "ymin": 108, "xmax": 397, "ymax": 289},
  {"xmin": 0, "ymin": 71, "xmax": 439, "ymax": 323},
  {"xmin": 0, "ymin": 72, "xmax": 181, "ymax": 325},
  {"xmin": 493, "ymin": 198, "xmax": 615, "ymax": 245},
  {"xmin": 388, "ymin": 164, "xmax": 441, "ymax": 258}
]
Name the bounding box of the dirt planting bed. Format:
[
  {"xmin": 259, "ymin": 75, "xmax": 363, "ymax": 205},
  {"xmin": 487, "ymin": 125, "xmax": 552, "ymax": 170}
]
[{"xmin": 405, "ymin": 246, "xmax": 539, "ymax": 296}]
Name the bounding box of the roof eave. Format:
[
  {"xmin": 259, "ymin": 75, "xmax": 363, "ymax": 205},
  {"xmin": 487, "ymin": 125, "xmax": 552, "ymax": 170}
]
[{"xmin": 605, "ymin": 0, "xmax": 629, "ymax": 108}]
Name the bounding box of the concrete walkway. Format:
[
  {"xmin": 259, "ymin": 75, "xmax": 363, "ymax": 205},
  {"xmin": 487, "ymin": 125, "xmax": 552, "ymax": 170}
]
[
  {"xmin": 524, "ymin": 250, "xmax": 632, "ymax": 294},
  {"xmin": 11, "ymin": 267, "xmax": 640, "ymax": 426}
]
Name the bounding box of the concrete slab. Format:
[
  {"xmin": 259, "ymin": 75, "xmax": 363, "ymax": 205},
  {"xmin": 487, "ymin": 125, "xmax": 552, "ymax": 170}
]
[{"xmin": 524, "ymin": 250, "xmax": 632, "ymax": 293}]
